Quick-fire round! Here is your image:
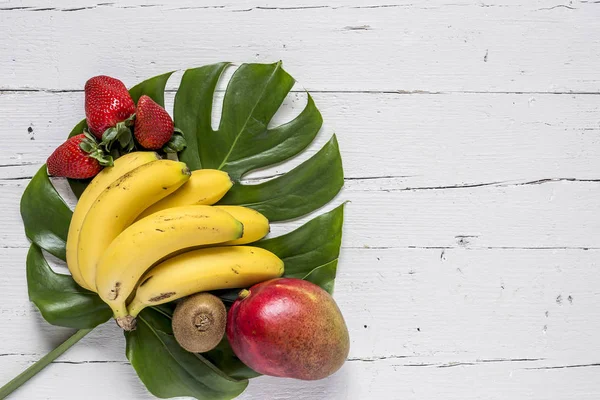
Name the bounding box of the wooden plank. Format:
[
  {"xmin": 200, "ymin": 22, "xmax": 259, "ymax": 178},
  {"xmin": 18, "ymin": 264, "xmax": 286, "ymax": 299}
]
[
  {"xmin": 2, "ymin": 246, "xmax": 600, "ymax": 363},
  {"xmin": 0, "ymin": 1, "xmax": 599, "ymax": 92},
  {"xmin": 2, "ymin": 177, "xmax": 600, "ymax": 249},
  {"xmin": 1, "ymin": 0, "xmax": 592, "ymax": 7},
  {"xmin": 1, "ymin": 92, "xmax": 599, "ymax": 185},
  {"xmin": 1, "ymin": 356, "xmax": 599, "ymax": 399}
]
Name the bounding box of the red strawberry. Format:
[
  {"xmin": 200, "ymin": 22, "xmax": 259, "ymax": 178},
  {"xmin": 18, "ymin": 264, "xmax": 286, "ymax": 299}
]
[
  {"xmin": 47, "ymin": 133, "xmax": 113, "ymax": 179},
  {"xmin": 134, "ymin": 95, "xmax": 175, "ymax": 150},
  {"xmin": 85, "ymin": 75, "xmax": 136, "ymax": 140}
]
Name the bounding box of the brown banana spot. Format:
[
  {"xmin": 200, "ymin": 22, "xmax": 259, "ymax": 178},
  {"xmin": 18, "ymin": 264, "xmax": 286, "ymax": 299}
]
[
  {"xmin": 149, "ymin": 292, "xmax": 176, "ymax": 302},
  {"xmin": 108, "ymin": 282, "xmax": 121, "ymax": 301},
  {"xmin": 162, "ymin": 216, "xmax": 184, "ymax": 221}
]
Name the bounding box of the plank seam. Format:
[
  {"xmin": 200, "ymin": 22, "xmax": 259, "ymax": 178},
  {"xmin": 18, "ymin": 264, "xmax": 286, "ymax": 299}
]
[{"xmin": 2, "ymin": 89, "xmax": 600, "ymax": 95}]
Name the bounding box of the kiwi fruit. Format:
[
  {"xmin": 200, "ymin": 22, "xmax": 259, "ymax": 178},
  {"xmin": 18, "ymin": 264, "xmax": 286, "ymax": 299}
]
[{"xmin": 172, "ymin": 292, "xmax": 227, "ymax": 353}]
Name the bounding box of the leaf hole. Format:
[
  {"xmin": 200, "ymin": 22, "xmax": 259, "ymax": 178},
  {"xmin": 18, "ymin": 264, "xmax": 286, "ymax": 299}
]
[
  {"xmin": 267, "ymin": 83, "xmax": 307, "ymax": 130},
  {"xmin": 210, "ymin": 64, "xmax": 239, "ymax": 132},
  {"xmin": 163, "ymin": 70, "xmax": 184, "ymax": 117},
  {"xmin": 49, "ymin": 177, "xmax": 79, "ymax": 211},
  {"xmin": 40, "ymin": 248, "xmax": 70, "ymax": 275}
]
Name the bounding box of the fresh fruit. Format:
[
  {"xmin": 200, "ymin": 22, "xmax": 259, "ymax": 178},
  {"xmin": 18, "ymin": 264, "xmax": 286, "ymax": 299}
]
[
  {"xmin": 66, "ymin": 151, "xmax": 159, "ymax": 290},
  {"xmin": 134, "ymin": 95, "xmax": 174, "ymax": 150},
  {"xmin": 95, "ymin": 206, "xmax": 243, "ymax": 327},
  {"xmin": 227, "ymin": 278, "xmax": 349, "ymax": 380},
  {"xmin": 214, "ymin": 206, "xmax": 269, "ymax": 245},
  {"xmin": 126, "ymin": 246, "xmax": 284, "ymax": 322},
  {"xmin": 136, "ymin": 169, "xmax": 233, "ymax": 220},
  {"xmin": 77, "ymin": 160, "xmax": 190, "ymax": 290},
  {"xmin": 84, "ymin": 75, "xmax": 136, "ymax": 146},
  {"xmin": 172, "ymin": 293, "xmax": 227, "ymax": 353},
  {"xmin": 47, "ymin": 133, "xmax": 112, "ymax": 179}
]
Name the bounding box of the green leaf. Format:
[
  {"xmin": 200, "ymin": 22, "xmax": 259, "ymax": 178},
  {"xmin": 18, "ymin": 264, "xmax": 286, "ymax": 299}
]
[
  {"xmin": 224, "ymin": 93, "xmax": 323, "ymax": 182},
  {"xmin": 176, "ymin": 61, "xmax": 343, "ymax": 221},
  {"xmin": 218, "ymin": 135, "xmax": 343, "ymax": 221},
  {"xmin": 69, "ymin": 119, "xmax": 88, "ymax": 138},
  {"xmin": 198, "ymin": 62, "xmax": 295, "ymax": 173},
  {"xmin": 175, "ymin": 62, "xmax": 230, "ymax": 171},
  {"xmin": 117, "ymin": 126, "xmax": 133, "ymax": 148},
  {"xmin": 163, "ymin": 131, "xmax": 187, "ymax": 153},
  {"xmin": 303, "ymin": 260, "xmax": 338, "ymax": 294},
  {"xmin": 256, "ymin": 203, "xmax": 344, "ymax": 279},
  {"xmin": 26, "ymin": 243, "xmax": 112, "ymax": 329},
  {"xmin": 175, "ymin": 61, "xmax": 326, "ymax": 183},
  {"xmin": 67, "ymin": 178, "xmax": 90, "ymax": 200},
  {"xmin": 126, "ymin": 308, "xmax": 248, "ymax": 400},
  {"xmin": 203, "ymin": 338, "xmax": 261, "ymax": 381},
  {"xmin": 20, "ymin": 166, "xmax": 72, "ymax": 261},
  {"xmin": 129, "ymin": 71, "xmax": 174, "ymax": 107},
  {"xmin": 78, "ymin": 141, "xmax": 93, "ymax": 153}
]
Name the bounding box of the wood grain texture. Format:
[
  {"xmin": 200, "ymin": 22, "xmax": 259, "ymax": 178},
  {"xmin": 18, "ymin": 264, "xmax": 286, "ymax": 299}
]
[
  {"xmin": 1, "ymin": 0, "xmax": 599, "ymax": 398},
  {"xmin": 1, "ymin": 245, "xmax": 600, "ymax": 398},
  {"xmin": 2, "ymin": 245, "xmax": 600, "ymax": 360},
  {"xmin": 1, "ymin": 358, "xmax": 600, "ymax": 400},
  {"xmin": 2, "ymin": 179, "xmax": 600, "ymax": 249},
  {"xmin": 0, "ymin": 0, "xmax": 599, "ymax": 92},
  {"xmin": 1, "ymin": 91, "xmax": 599, "ymax": 184}
]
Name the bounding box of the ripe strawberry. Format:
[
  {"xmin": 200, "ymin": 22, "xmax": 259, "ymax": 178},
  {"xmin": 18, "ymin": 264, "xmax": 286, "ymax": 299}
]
[
  {"xmin": 47, "ymin": 133, "xmax": 113, "ymax": 179},
  {"xmin": 134, "ymin": 95, "xmax": 175, "ymax": 150},
  {"xmin": 85, "ymin": 75, "xmax": 136, "ymax": 141}
]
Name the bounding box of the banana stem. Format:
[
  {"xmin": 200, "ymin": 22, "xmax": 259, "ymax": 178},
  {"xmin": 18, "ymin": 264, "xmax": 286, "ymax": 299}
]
[
  {"xmin": 115, "ymin": 316, "xmax": 137, "ymax": 331},
  {"xmin": 0, "ymin": 328, "xmax": 92, "ymax": 399}
]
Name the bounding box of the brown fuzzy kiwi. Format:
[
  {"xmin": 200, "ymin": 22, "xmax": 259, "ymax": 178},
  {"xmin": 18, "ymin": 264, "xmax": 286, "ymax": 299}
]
[{"xmin": 172, "ymin": 292, "xmax": 227, "ymax": 353}]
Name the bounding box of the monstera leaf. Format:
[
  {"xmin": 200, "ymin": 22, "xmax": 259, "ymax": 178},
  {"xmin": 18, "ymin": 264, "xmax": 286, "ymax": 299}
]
[
  {"xmin": 176, "ymin": 62, "xmax": 343, "ymax": 221},
  {"xmin": 18, "ymin": 62, "xmax": 344, "ymax": 400}
]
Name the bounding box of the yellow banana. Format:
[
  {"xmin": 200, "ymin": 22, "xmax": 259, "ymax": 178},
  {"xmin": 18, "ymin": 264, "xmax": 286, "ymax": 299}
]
[
  {"xmin": 66, "ymin": 152, "xmax": 159, "ymax": 290},
  {"xmin": 95, "ymin": 205, "xmax": 244, "ymax": 322},
  {"xmin": 77, "ymin": 159, "xmax": 190, "ymax": 290},
  {"xmin": 126, "ymin": 246, "xmax": 284, "ymax": 321},
  {"xmin": 214, "ymin": 206, "xmax": 269, "ymax": 245},
  {"xmin": 136, "ymin": 169, "xmax": 233, "ymax": 220}
]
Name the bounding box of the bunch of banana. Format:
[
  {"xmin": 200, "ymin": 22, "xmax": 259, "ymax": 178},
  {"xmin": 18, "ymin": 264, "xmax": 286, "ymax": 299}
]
[{"xmin": 66, "ymin": 152, "xmax": 283, "ymax": 330}]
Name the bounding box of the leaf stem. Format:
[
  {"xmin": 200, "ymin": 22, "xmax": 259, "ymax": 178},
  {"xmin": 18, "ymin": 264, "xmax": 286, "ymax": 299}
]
[{"xmin": 0, "ymin": 328, "xmax": 92, "ymax": 399}]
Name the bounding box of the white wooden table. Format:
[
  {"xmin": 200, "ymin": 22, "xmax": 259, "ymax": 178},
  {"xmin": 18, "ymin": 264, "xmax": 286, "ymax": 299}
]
[{"xmin": 1, "ymin": 0, "xmax": 600, "ymax": 398}]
